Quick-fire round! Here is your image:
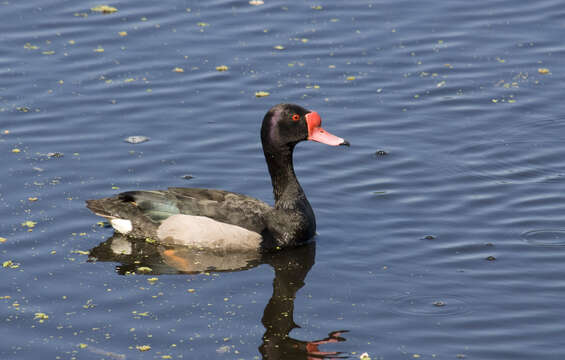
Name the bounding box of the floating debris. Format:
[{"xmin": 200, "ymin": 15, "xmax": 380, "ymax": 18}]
[
  {"xmin": 346, "ymin": 76, "xmax": 356, "ymax": 81},
  {"xmin": 83, "ymin": 299, "xmax": 95, "ymax": 309},
  {"xmin": 136, "ymin": 266, "xmax": 152, "ymax": 273},
  {"xmin": 21, "ymin": 221, "xmax": 37, "ymax": 228},
  {"xmin": 24, "ymin": 43, "xmax": 39, "ymax": 50},
  {"xmin": 423, "ymin": 235, "xmax": 436, "ymax": 240},
  {"xmin": 118, "ymin": 31, "xmax": 128, "ymax": 36},
  {"xmin": 28, "ymin": 197, "xmax": 38, "ymax": 202},
  {"xmin": 71, "ymin": 250, "xmax": 90, "ymax": 255},
  {"xmin": 360, "ymin": 352, "xmax": 371, "ymax": 360},
  {"xmin": 0, "ymin": 237, "xmax": 6, "ymax": 243},
  {"xmin": 375, "ymin": 150, "xmax": 388, "ymax": 156},
  {"xmin": 215, "ymin": 65, "xmax": 229, "ymax": 72},
  {"xmin": 147, "ymin": 277, "xmax": 158, "ymax": 283},
  {"xmin": 34, "ymin": 312, "xmax": 49, "ymax": 322},
  {"xmin": 124, "ymin": 136, "xmax": 149, "ymax": 144},
  {"xmin": 216, "ymin": 345, "xmax": 230, "ymax": 354},
  {"xmin": 255, "ymin": 91, "xmax": 270, "ymax": 98},
  {"xmin": 16, "ymin": 106, "xmax": 30, "ymax": 112},
  {"xmin": 47, "ymin": 152, "xmax": 64, "ymax": 158},
  {"xmin": 93, "ymin": 47, "xmax": 105, "ymax": 53},
  {"xmin": 538, "ymin": 68, "xmax": 550, "ymax": 75},
  {"xmin": 486, "ymin": 255, "xmax": 496, "ymax": 261},
  {"xmin": 3, "ymin": 260, "xmax": 19, "ymax": 269},
  {"xmin": 197, "ymin": 22, "xmax": 209, "ymax": 27},
  {"xmin": 273, "ymin": 45, "xmax": 285, "ymax": 50},
  {"xmin": 133, "ymin": 311, "xmax": 150, "ymax": 317},
  {"xmin": 433, "ymin": 300, "xmax": 445, "ymax": 307},
  {"xmin": 182, "ymin": 174, "xmax": 194, "ymax": 180},
  {"xmin": 11, "ymin": 148, "xmax": 21, "ymax": 153},
  {"xmin": 249, "ymin": 0, "xmax": 264, "ymax": 5},
  {"xmin": 91, "ymin": 5, "xmax": 118, "ymax": 14},
  {"xmin": 173, "ymin": 67, "xmax": 184, "ymax": 73},
  {"xmin": 136, "ymin": 345, "xmax": 151, "ymax": 352}
]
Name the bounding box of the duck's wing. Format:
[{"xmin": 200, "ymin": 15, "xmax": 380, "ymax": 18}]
[
  {"xmin": 166, "ymin": 187, "xmax": 272, "ymax": 233},
  {"xmin": 86, "ymin": 187, "xmax": 272, "ymax": 235}
]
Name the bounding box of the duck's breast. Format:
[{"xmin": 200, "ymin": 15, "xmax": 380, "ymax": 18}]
[{"xmin": 156, "ymin": 214, "xmax": 263, "ymax": 251}]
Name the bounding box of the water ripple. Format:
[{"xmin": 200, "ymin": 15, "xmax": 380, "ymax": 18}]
[
  {"xmin": 388, "ymin": 294, "xmax": 472, "ymax": 317},
  {"xmin": 521, "ymin": 229, "xmax": 565, "ymax": 247}
]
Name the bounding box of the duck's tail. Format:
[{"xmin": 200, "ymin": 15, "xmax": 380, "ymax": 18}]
[{"xmin": 86, "ymin": 190, "xmax": 178, "ymax": 239}]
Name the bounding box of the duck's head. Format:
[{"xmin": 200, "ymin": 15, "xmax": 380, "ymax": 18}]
[{"xmin": 261, "ymin": 104, "xmax": 349, "ymax": 152}]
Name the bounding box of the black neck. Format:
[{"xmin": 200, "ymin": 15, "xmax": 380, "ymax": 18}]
[{"xmin": 263, "ymin": 144, "xmax": 307, "ymax": 209}]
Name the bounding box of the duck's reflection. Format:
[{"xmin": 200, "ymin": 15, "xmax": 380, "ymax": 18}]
[
  {"xmin": 88, "ymin": 235, "xmax": 348, "ymax": 359},
  {"xmin": 259, "ymin": 245, "xmax": 348, "ymax": 359}
]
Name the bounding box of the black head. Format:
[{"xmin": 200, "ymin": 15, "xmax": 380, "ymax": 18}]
[{"xmin": 260, "ymin": 103, "xmax": 348, "ymax": 152}]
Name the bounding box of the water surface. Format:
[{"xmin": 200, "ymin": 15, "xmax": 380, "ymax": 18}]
[{"xmin": 2, "ymin": 0, "xmax": 565, "ymax": 359}]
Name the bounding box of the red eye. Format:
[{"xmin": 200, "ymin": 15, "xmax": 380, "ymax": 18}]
[{"xmin": 292, "ymin": 114, "xmax": 300, "ymax": 121}]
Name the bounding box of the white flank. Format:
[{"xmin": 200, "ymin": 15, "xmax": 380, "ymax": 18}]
[
  {"xmin": 157, "ymin": 214, "xmax": 262, "ymax": 251},
  {"xmin": 110, "ymin": 218, "xmax": 133, "ymax": 234}
]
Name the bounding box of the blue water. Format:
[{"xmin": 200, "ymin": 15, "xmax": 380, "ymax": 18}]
[{"xmin": 2, "ymin": 0, "xmax": 565, "ymax": 359}]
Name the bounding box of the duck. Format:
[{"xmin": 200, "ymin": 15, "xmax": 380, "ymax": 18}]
[{"xmin": 86, "ymin": 104, "xmax": 349, "ymax": 251}]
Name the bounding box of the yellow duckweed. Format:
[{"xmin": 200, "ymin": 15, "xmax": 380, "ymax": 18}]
[
  {"xmin": 538, "ymin": 68, "xmax": 550, "ymax": 74},
  {"xmin": 91, "ymin": 5, "xmax": 118, "ymax": 14},
  {"xmin": 255, "ymin": 91, "xmax": 270, "ymax": 97}
]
